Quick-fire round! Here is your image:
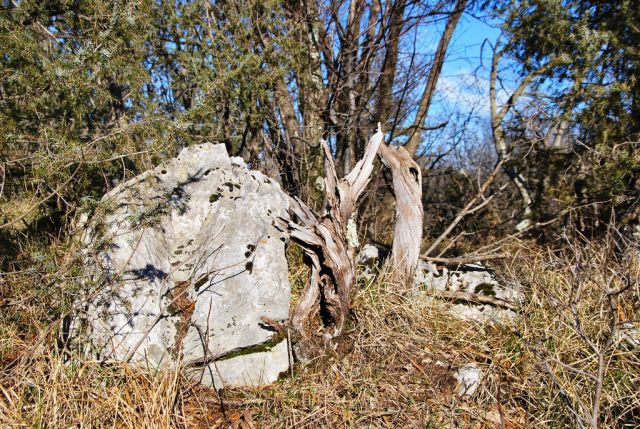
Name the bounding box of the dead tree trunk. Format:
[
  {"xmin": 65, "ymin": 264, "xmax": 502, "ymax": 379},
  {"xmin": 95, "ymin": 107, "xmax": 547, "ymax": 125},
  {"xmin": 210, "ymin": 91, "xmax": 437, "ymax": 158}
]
[
  {"xmin": 281, "ymin": 126, "xmax": 384, "ymax": 341},
  {"xmin": 378, "ymin": 142, "xmax": 423, "ymax": 288}
]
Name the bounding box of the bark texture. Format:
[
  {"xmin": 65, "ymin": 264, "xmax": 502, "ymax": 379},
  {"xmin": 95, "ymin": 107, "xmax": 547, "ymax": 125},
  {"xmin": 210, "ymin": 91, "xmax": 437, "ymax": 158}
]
[
  {"xmin": 378, "ymin": 142, "xmax": 423, "ymax": 288},
  {"xmin": 281, "ymin": 126, "xmax": 384, "ymax": 340}
]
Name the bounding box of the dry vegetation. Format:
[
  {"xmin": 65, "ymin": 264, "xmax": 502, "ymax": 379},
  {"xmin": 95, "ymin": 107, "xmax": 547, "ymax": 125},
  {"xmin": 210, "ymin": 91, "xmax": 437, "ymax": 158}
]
[{"xmin": 1, "ymin": 235, "xmax": 638, "ymax": 428}]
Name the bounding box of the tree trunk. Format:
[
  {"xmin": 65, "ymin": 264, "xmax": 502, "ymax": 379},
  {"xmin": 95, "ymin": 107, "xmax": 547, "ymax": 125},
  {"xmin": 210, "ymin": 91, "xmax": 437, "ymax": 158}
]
[
  {"xmin": 378, "ymin": 142, "xmax": 423, "ymax": 288},
  {"xmin": 286, "ymin": 0, "xmax": 328, "ymax": 210},
  {"xmin": 375, "ymin": 0, "xmax": 406, "ymax": 126},
  {"xmin": 489, "ymin": 47, "xmax": 535, "ymax": 229},
  {"xmin": 404, "ymin": 0, "xmax": 467, "ymax": 157},
  {"xmin": 366, "ymin": 0, "xmax": 466, "ymax": 246}
]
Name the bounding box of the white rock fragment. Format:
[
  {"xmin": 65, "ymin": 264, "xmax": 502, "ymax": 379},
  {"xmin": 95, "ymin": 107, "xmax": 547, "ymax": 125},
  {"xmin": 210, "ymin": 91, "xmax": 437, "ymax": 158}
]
[
  {"xmin": 448, "ymin": 303, "xmax": 516, "ymax": 324},
  {"xmin": 616, "ymin": 322, "xmax": 640, "ymax": 348},
  {"xmin": 413, "ymin": 260, "xmax": 522, "ymax": 324},
  {"xmin": 454, "ymin": 363, "xmax": 483, "ymax": 397},
  {"xmin": 357, "ymin": 244, "xmax": 380, "ymax": 264}
]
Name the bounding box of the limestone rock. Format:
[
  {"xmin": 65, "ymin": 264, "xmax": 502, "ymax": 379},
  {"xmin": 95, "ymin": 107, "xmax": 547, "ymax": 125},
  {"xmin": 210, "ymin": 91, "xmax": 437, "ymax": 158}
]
[
  {"xmin": 71, "ymin": 143, "xmax": 291, "ymax": 388},
  {"xmin": 616, "ymin": 322, "xmax": 640, "ymax": 349},
  {"xmin": 191, "ymin": 340, "xmax": 290, "ymax": 387},
  {"xmin": 454, "ymin": 363, "xmax": 482, "ymax": 397},
  {"xmin": 414, "ymin": 260, "xmax": 522, "ymax": 323},
  {"xmin": 357, "ymin": 244, "xmax": 380, "ymax": 264}
]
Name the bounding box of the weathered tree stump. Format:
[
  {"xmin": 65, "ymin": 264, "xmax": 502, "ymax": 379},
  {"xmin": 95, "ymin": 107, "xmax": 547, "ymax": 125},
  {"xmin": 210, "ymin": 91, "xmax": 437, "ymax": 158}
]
[
  {"xmin": 281, "ymin": 126, "xmax": 383, "ymax": 342},
  {"xmin": 378, "ymin": 142, "xmax": 423, "ymax": 289}
]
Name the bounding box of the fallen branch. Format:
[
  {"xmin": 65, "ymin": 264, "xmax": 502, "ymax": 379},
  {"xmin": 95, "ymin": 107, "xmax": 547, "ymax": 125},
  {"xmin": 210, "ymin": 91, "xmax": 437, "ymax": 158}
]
[
  {"xmin": 420, "ymin": 253, "xmax": 508, "ymax": 266},
  {"xmin": 435, "ymin": 290, "xmax": 517, "ymax": 311}
]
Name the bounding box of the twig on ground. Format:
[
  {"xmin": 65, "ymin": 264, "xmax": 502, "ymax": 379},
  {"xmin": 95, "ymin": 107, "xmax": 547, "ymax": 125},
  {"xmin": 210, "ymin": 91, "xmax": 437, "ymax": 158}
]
[
  {"xmin": 421, "ymin": 253, "xmax": 509, "ymax": 266},
  {"xmin": 435, "ymin": 290, "xmax": 517, "ymax": 311}
]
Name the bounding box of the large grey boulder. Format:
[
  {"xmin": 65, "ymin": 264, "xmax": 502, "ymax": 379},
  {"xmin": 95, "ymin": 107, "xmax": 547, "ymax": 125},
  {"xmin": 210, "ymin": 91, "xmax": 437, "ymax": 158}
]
[{"xmin": 71, "ymin": 143, "xmax": 291, "ymax": 387}]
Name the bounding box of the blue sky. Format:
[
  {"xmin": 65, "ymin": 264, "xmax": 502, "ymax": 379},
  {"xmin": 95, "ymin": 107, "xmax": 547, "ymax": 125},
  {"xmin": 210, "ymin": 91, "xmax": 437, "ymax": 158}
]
[
  {"xmin": 403, "ymin": 12, "xmax": 506, "ymax": 163},
  {"xmin": 432, "ymin": 13, "xmax": 502, "ymax": 119}
]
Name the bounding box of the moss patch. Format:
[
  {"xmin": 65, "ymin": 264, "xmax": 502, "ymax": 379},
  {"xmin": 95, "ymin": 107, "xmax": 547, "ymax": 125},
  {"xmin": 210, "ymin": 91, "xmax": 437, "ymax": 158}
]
[
  {"xmin": 215, "ymin": 338, "xmax": 283, "ymax": 361},
  {"xmin": 474, "ymin": 282, "xmax": 496, "ymax": 296}
]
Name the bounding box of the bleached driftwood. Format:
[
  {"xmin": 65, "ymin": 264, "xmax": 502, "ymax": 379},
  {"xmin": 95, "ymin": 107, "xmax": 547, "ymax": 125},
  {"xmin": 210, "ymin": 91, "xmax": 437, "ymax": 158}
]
[
  {"xmin": 378, "ymin": 142, "xmax": 423, "ymax": 288},
  {"xmin": 282, "ymin": 126, "xmax": 384, "ymax": 340}
]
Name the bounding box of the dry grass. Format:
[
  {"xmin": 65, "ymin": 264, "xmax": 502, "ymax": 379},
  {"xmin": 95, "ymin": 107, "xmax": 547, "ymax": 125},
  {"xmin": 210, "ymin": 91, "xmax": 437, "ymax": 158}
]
[
  {"xmin": 225, "ymin": 268, "xmax": 516, "ymax": 428},
  {"xmin": 502, "ymin": 237, "xmax": 640, "ymax": 428},
  {"xmin": 1, "ymin": 352, "xmax": 182, "ymax": 428},
  {"xmin": 1, "ymin": 237, "xmax": 638, "ymax": 428}
]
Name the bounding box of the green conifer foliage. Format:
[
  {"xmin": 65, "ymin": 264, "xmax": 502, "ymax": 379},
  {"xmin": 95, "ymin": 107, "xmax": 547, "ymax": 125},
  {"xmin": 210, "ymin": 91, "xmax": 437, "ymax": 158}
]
[{"xmin": 0, "ymin": 0, "xmax": 298, "ymax": 268}]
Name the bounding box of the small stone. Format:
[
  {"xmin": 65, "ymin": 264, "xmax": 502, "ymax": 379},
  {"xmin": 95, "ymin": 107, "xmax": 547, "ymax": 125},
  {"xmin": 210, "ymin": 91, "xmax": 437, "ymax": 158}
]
[
  {"xmin": 357, "ymin": 244, "xmax": 379, "ymax": 264},
  {"xmin": 454, "ymin": 363, "xmax": 482, "ymax": 397},
  {"xmin": 414, "ymin": 259, "xmax": 522, "ymax": 324},
  {"xmin": 617, "ymin": 322, "xmax": 640, "ymax": 348}
]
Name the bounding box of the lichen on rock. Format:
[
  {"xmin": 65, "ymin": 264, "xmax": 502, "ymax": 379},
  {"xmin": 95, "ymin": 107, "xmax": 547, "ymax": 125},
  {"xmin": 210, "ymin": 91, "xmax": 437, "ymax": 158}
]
[{"xmin": 70, "ymin": 143, "xmax": 291, "ymax": 388}]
